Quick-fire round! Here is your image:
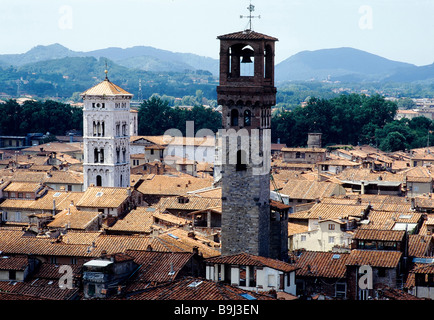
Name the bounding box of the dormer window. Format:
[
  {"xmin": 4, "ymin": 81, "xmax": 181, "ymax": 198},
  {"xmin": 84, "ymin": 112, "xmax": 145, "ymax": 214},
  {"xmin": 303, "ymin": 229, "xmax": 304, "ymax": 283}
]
[{"xmin": 178, "ymin": 196, "xmax": 189, "ymax": 204}]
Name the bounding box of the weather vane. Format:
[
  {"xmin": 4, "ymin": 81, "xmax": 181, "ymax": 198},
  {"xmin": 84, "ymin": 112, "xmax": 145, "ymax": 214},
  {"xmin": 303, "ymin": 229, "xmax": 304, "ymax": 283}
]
[{"xmin": 240, "ymin": 1, "xmax": 260, "ymax": 31}]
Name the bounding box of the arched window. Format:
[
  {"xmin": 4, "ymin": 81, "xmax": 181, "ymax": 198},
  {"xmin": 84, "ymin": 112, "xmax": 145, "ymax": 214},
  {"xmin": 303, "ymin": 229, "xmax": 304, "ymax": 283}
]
[
  {"xmin": 122, "ymin": 123, "xmax": 127, "ymax": 136},
  {"xmin": 122, "ymin": 147, "xmax": 126, "ymax": 163},
  {"xmin": 94, "ymin": 148, "xmax": 99, "ymax": 163},
  {"xmin": 120, "ymin": 175, "xmax": 123, "ymax": 187},
  {"xmin": 236, "ymin": 150, "xmax": 247, "ymax": 171},
  {"xmin": 240, "ymin": 45, "xmax": 254, "ymax": 77},
  {"xmin": 244, "ymin": 109, "xmax": 251, "ymax": 127},
  {"xmin": 96, "ymin": 175, "xmax": 102, "ymax": 187},
  {"xmin": 264, "ymin": 45, "xmax": 273, "ymax": 79},
  {"xmin": 99, "ymin": 148, "xmax": 104, "ymax": 163},
  {"xmin": 231, "ymin": 109, "xmax": 239, "ymax": 126}
]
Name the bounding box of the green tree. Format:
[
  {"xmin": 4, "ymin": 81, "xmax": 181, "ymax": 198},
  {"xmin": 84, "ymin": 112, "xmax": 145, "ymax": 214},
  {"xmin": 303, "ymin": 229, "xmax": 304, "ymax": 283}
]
[
  {"xmin": 138, "ymin": 96, "xmax": 174, "ymax": 136},
  {"xmin": 379, "ymin": 131, "xmax": 407, "ymax": 152}
]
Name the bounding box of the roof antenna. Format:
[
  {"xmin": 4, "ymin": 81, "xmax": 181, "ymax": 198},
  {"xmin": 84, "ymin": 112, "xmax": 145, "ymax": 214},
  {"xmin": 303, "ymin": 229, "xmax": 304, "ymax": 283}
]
[
  {"xmin": 240, "ymin": 1, "xmax": 260, "ymax": 31},
  {"xmin": 104, "ymin": 60, "xmax": 109, "ymax": 80}
]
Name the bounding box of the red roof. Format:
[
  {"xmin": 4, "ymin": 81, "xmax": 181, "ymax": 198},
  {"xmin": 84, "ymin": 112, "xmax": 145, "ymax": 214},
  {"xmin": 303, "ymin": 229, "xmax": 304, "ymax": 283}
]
[
  {"xmin": 217, "ymin": 30, "xmax": 278, "ymax": 41},
  {"xmin": 127, "ymin": 277, "xmax": 275, "ymax": 300},
  {"xmin": 294, "ymin": 251, "xmax": 349, "ymax": 278},
  {"xmin": 206, "ymin": 252, "xmax": 298, "ymax": 273}
]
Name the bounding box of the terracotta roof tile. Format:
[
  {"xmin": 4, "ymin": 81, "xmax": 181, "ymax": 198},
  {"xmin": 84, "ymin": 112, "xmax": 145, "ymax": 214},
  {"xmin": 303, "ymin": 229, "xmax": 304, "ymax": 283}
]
[
  {"xmin": 0, "ymin": 279, "xmax": 78, "ymax": 300},
  {"xmin": 294, "ymin": 251, "xmax": 349, "ymax": 278},
  {"xmin": 290, "ymin": 202, "xmax": 368, "ymax": 220},
  {"xmin": 81, "ymin": 78, "xmax": 132, "ymax": 96},
  {"xmin": 47, "ymin": 206, "xmax": 100, "ymax": 230},
  {"xmin": 156, "ymin": 228, "xmax": 220, "ymax": 258},
  {"xmin": 107, "ymin": 207, "xmax": 154, "ymax": 233},
  {"xmin": 128, "ymin": 277, "xmax": 275, "ymax": 300},
  {"xmin": 75, "ymin": 186, "xmax": 129, "ymax": 208},
  {"xmin": 124, "ymin": 250, "xmax": 194, "ymax": 286},
  {"xmin": 137, "ymin": 175, "xmax": 214, "ymax": 196},
  {"xmin": 3, "ymin": 182, "xmax": 45, "ymax": 193},
  {"xmin": 408, "ymin": 234, "xmax": 434, "ymax": 257},
  {"xmin": 353, "ymin": 229, "xmax": 406, "ymax": 242},
  {"xmin": 0, "ymin": 191, "xmax": 84, "ymax": 212},
  {"xmin": 359, "ymin": 210, "xmax": 422, "ymax": 230},
  {"xmin": 279, "ymin": 180, "xmax": 343, "ymax": 201},
  {"xmin": 206, "ymin": 252, "xmax": 298, "ymax": 273},
  {"xmin": 217, "ymin": 30, "xmax": 278, "ymax": 41},
  {"xmin": 0, "ymin": 256, "xmax": 28, "ymax": 270},
  {"xmin": 156, "ymin": 195, "xmax": 221, "ymax": 212},
  {"xmin": 346, "ymin": 249, "xmax": 402, "ymax": 268}
]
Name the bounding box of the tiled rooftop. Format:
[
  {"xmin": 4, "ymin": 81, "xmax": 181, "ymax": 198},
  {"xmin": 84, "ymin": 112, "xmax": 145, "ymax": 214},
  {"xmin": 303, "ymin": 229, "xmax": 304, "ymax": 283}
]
[
  {"xmin": 294, "ymin": 251, "xmax": 349, "ymax": 278},
  {"xmin": 81, "ymin": 78, "xmax": 132, "ymax": 96},
  {"xmin": 345, "ymin": 250, "xmax": 402, "ymax": 268},
  {"xmin": 137, "ymin": 174, "xmax": 214, "ymax": 196},
  {"xmin": 206, "ymin": 252, "xmax": 298, "ymax": 273},
  {"xmin": 127, "ymin": 277, "xmax": 275, "ymax": 300},
  {"xmin": 75, "ymin": 186, "xmax": 130, "ymax": 208}
]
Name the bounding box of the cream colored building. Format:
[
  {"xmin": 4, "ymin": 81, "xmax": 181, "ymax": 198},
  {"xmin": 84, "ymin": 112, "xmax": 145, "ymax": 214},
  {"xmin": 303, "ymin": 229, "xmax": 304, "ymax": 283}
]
[
  {"xmin": 205, "ymin": 252, "xmax": 298, "ymax": 296},
  {"xmin": 291, "ymin": 218, "xmax": 353, "ymax": 252}
]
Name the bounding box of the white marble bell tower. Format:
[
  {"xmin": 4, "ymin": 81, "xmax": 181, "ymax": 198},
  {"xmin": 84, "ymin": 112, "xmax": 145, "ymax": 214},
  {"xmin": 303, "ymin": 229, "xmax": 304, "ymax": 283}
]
[{"xmin": 80, "ymin": 70, "xmax": 133, "ymax": 190}]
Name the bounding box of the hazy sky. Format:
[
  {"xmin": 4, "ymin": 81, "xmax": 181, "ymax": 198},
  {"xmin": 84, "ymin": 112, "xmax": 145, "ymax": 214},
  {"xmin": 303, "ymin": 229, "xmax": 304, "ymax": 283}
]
[{"xmin": 1, "ymin": 0, "xmax": 433, "ymax": 66}]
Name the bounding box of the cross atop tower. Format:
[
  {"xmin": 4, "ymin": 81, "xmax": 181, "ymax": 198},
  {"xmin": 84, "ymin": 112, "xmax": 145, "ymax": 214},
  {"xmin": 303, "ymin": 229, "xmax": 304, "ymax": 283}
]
[{"xmin": 240, "ymin": 1, "xmax": 260, "ymax": 31}]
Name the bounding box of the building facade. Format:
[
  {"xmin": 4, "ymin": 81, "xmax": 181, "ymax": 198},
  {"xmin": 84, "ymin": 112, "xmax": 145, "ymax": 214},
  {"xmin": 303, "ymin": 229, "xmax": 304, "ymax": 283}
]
[{"xmin": 81, "ymin": 73, "xmax": 133, "ymax": 190}]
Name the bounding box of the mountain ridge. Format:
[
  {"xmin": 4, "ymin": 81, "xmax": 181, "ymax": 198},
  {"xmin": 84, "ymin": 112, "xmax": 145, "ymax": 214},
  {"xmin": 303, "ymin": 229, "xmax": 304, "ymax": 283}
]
[
  {"xmin": 0, "ymin": 43, "xmax": 432, "ymax": 83},
  {"xmin": 275, "ymin": 47, "xmax": 418, "ymax": 82}
]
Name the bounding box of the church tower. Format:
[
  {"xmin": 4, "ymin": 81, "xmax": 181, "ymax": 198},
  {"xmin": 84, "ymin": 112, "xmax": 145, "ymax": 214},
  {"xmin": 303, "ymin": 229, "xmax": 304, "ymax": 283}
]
[
  {"xmin": 81, "ymin": 71, "xmax": 133, "ymax": 190},
  {"xmin": 217, "ymin": 25, "xmax": 285, "ymax": 258}
]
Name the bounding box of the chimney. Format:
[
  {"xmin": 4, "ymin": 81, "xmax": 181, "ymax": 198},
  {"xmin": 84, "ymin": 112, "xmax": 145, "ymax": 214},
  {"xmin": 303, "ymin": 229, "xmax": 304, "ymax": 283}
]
[
  {"xmin": 117, "ymin": 285, "xmax": 123, "ymax": 295},
  {"xmin": 188, "ymin": 231, "xmax": 195, "ymax": 239},
  {"xmin": 411, "ymin": 198, "xmax": 415, "ymax": 210}
]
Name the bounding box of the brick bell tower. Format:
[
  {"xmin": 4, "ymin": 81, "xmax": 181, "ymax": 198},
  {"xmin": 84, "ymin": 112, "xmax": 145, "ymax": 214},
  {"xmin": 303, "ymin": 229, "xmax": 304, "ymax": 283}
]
[{"xmin": 217, "ymin": 25, "xmax": 286, "ymax": 259}]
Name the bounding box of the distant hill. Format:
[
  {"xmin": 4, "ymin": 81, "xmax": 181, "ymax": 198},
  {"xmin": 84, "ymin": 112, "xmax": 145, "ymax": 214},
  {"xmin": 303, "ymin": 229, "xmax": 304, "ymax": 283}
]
[
  {"xmin": 1, "ymin": 44, "xmax": 433, "ymax": 100},
  {"xmin": 85, "ymin": 46, "xmax": 219, "ymax": 74},
  {"xmin": 0, "ymin": 44, "xmax": 219, "ymax": 75},
  {"xmin": 383, "ymin": 63, "xmax": 434, "ymax": 82},
  {"xmin": 0, "ymin": 43, "xmax": 81, "ymax": 66},
  {"xmin": 275, "ymin": 47, "xmax": 416, "ymax": 82}
]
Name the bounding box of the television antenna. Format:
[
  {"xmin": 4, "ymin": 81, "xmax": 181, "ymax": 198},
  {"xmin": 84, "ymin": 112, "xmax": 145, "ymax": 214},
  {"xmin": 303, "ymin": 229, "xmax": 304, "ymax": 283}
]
[
  {"xmin": 240, "ymin": 1, "xmax": 260, "ymax": 31},
  {"xmin": 137, "ymin": 79, "xmax": 143, "ymax": 102}
]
